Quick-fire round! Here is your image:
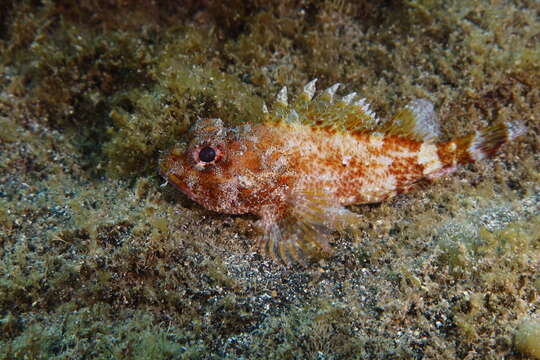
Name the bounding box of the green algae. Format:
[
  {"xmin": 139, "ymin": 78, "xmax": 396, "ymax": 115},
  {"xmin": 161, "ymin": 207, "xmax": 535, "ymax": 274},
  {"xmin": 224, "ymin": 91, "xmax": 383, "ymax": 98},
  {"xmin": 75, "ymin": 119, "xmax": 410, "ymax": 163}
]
[
  {"xmin": 437, "ymin": 214, "xmax": 540, "ymax": 350},
  {"xmin": 1, "ymin": 0, "xmax": 539, "ymax": 359},
  {"xmin": 0, "ymin": 303, "xmax": 207, "ymax": 360},
  {"xmin": 516, "ymin": 318, "xmax": 540, "ymax": 359}
]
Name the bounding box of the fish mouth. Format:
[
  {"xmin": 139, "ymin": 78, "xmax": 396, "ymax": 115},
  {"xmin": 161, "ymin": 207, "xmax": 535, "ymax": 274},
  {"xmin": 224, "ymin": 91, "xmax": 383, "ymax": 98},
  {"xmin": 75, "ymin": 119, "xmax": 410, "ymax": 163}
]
[
  {"xmin": 160, "ymin": 169, "xmax": 196, "ymax": 200},
  {"xmin": 170, "ymin": 177, "xmax": 195, "ymax": 199},
  {"xmin": 158, "ymin": 155, "xmax": 195, "ymax": 200}
]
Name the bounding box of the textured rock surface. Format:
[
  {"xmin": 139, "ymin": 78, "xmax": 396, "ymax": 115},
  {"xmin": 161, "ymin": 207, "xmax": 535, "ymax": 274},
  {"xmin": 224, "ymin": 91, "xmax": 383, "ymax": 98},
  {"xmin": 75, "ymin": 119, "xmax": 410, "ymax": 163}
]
[{"xmin": 0, "ymin": 1, "xmax": 538, "ymax": 358}]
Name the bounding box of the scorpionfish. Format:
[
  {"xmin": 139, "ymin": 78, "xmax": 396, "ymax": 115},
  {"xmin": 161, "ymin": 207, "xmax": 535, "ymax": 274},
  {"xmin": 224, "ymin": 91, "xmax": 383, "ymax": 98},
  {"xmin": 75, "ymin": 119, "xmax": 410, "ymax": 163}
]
[{"xmin": 160, "ymin": 79, "xmax": 524, "ymax": 263}]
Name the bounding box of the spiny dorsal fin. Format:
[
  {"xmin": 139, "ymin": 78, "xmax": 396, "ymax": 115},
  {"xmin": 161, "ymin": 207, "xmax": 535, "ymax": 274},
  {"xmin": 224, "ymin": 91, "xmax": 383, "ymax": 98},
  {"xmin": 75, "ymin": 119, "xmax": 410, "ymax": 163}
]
[
  {"xmin": 263, "ymin": 79, "xmax": 380, "ymax": 132},
  {"xmin": 380, "ymin": 99, "xmax": 440, "ymax": 141}
]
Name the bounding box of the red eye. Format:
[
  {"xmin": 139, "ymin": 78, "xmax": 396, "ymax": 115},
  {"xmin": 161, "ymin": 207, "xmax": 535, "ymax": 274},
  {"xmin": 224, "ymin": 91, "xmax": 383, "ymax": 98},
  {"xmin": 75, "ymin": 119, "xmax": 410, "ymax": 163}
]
[{"xmin": 199, "ymin": 146, "xmax": 216, "ymax": 163}]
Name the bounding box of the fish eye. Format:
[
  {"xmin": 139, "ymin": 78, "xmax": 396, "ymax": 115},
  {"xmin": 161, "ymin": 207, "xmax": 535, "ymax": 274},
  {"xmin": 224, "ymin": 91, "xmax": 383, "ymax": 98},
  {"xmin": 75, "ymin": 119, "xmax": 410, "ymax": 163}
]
[{"xmin": 199, "ymin": 146, "xmax": 216, "ymax": 163}]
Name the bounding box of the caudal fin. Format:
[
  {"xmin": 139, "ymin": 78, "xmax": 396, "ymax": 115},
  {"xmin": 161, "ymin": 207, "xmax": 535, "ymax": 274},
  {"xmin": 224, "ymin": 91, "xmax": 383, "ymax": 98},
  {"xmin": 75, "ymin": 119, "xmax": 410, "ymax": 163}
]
[{"xmin": 465, "ymin": 121, "xmax": 526, "ymax": 162}]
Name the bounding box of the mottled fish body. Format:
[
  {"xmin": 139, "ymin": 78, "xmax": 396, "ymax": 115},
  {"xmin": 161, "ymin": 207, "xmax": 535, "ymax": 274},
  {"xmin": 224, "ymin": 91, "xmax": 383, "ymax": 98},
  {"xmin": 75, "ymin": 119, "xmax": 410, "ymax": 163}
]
[{"xmin": 160, "ymin": 80, "xmax": 524, "ymax": 263}]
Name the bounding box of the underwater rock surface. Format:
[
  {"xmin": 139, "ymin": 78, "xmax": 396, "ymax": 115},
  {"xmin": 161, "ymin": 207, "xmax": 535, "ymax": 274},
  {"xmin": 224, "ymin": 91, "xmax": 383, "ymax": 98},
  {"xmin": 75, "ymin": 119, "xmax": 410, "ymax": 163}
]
[{"xmin": 0, "ymin": 1, "xmax": 538, "ymax": 359}]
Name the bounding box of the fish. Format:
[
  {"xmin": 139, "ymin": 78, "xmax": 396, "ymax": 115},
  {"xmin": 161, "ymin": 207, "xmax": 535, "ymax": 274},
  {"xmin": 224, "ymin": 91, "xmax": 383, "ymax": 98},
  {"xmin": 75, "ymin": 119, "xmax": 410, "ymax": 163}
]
[{"xmin": 159, "ymin": 79, "xmax": 525, "ymax": 264}]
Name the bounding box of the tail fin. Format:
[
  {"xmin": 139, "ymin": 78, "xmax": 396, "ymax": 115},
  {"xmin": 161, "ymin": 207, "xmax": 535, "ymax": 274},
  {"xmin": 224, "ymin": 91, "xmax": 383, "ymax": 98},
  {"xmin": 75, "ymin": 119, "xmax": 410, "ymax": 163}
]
[{"xmin": 465, "ymin": 121, "xmax": 525, "ymax": 163}]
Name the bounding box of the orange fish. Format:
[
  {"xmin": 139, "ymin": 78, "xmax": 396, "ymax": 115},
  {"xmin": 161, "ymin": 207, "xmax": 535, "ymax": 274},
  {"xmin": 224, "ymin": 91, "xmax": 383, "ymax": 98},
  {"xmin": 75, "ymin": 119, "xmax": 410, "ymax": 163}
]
[{"xmin": 160, "ymin": 79, "xmax": 524, "ymax": 263}]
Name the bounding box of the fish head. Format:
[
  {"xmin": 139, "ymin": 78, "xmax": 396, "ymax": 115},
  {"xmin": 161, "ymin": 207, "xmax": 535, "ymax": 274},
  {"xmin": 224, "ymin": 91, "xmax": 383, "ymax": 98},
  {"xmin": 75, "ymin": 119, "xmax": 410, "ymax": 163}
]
[{"xmin": 160, "ymin": 118, "xmax": 289, "ymax": 215}]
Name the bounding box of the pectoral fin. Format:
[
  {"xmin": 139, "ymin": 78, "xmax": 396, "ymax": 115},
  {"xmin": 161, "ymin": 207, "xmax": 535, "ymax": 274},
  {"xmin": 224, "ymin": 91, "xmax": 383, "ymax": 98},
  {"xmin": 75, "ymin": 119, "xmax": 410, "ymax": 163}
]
[{"xmin": 255, "ymin": 193, "xmax": 362, "ymax": 265}]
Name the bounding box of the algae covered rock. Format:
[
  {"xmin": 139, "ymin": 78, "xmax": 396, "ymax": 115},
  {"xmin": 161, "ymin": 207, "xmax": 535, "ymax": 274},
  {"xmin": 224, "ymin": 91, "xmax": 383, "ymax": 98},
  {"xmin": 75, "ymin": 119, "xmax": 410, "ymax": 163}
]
[
  {"xmin": 0, "ymin": 1, "xmax": 539, "ymax": 359},
  {"xmin": 515, "ymin": 318, "xmax": 540, "ymax": 359}
]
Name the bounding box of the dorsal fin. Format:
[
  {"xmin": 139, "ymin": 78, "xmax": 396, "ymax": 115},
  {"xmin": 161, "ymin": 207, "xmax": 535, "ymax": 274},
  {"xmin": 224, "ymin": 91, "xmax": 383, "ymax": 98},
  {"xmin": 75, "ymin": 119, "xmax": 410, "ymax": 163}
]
[
  {"xmin": 379, "ymin": 99, "xmax": 440, "ymax": 141},
  {"xmin": 263, "ymin": 79, "xmax": 380, "ymax": 132}
]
